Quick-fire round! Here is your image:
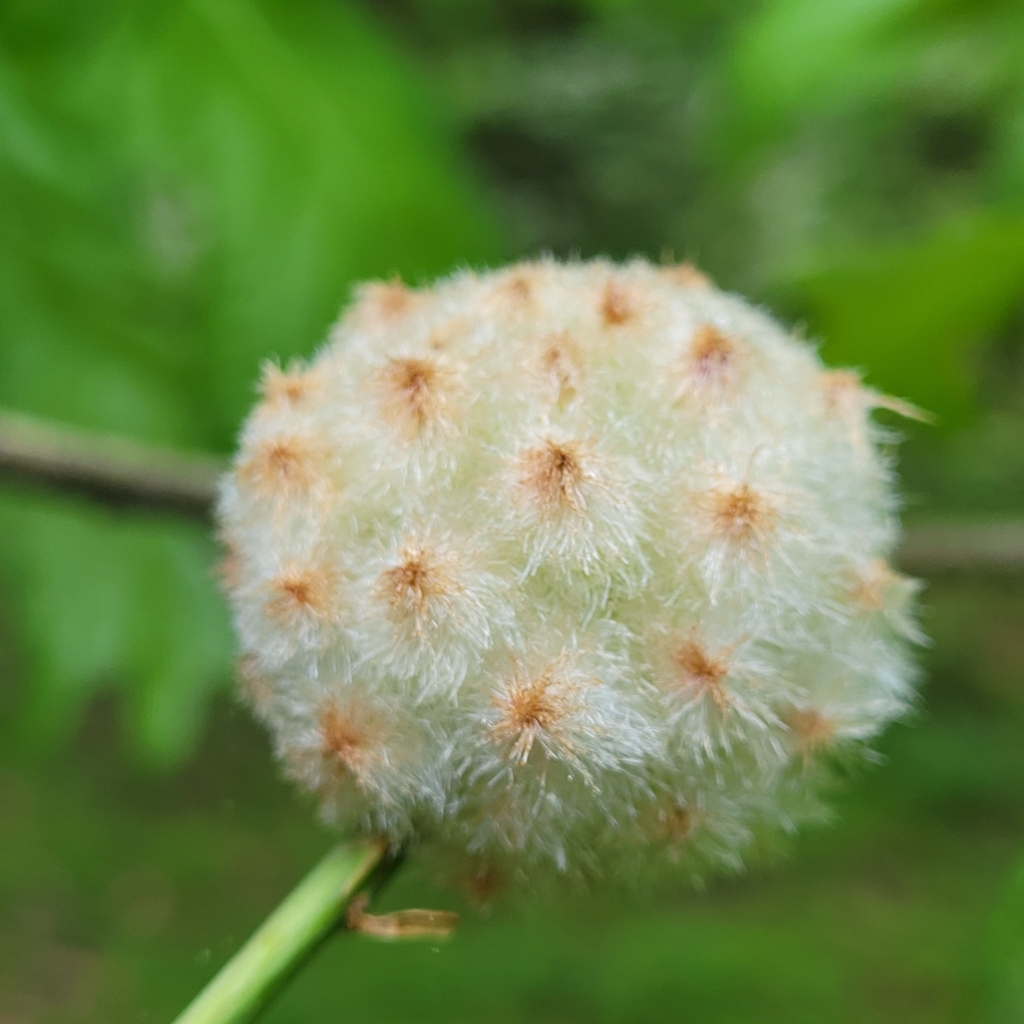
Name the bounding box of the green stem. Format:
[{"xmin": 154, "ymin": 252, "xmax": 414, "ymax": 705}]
[{"xmin": 172, "ymin": 837, "xmax": 393, "ymax": 1024}]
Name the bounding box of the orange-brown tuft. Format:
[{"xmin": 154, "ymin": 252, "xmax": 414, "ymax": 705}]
[
  {"xmin": 850, "ymin": 558, "xmax": 907, "ymax": 611},
  {"xmin": 785, "ymin": 707, "xmax": 835, "ymax": 762},
  {"xmin": 492, "ymin": 665, "xmax": 579, "ymax": 765},
  {"xmin": 651, "ymin": 801, "xmax": 696, "ymax": 847},
  {"xmin": 377, "ymin": 546, "xmax": 459, "ymax": 629},
  {"xmin": 360, "ymin": 278, "xmax": 416, "ymax": 321},
  {"xmin": 663, "ymin": 262, "xmax": 712, "ymax": 289},
  {"xmin": 516, "ymin": 439, "xmax": 588, "ymax": 514},
  {"xmin": 672, "ymin": 637, "xmax": 729, "ymax": 709},
  {"xmin": 317, "ymin": 703, "xmax": 377, "ymax": 784},
  {"xmin": 687, "ymin": 325, "xmax": 735, "ymax": 386},
  {"xmin": 214, "ymin": 540, "xmax": 243, "ymax": 594},
  {"xmin": 235, "ymin": 654, "xmax": 273, "ymax": 716},
  {"xmin": 377, "ymin": 357, "xmax": 457, "ymax": 438},
  {"xmin": 258, "ymin": 362, "xmax": 320, "ymax": 409},
  {"xmin": 499, "ymin": 269, "xmax": 535, "ymax": 304},
  {"xmin": 599, "ymin": 280, "xmax": 634, "ymax": 326},
  {"xmin": 237, "ymin": 435, "xmax": 328, "ymax": 498},
  {"xmin": 264, "ymin": 563, "xmax": 339, "ymax": 625},
  {"xmin": 707, "ymin": 482, "xmax": 774, "ymax": 544},
  {"xmin": 536, "ymin": 332, "xmax": 583, "ymax": 405}
]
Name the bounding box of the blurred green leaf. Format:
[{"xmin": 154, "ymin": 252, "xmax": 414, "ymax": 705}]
[
  {"xmin": 0, "ymin": 0, "xmax": 503, "ymax": 763},
  {"xmin": 722, "ymin": 0, "xmax": 1024, "ymax": 159},
  {"xmin": 730, "ymin": 0, "xmax": 915, "ymax": 133},
  {"xmin": 778, "ymin": 213, "xmax": 1024, "ymax": 425},
  {"xmin": 987, "ymin": 854, "xmax": 1024, "ymax": 1022},
  {"xmin": 5, "ymin": 0, "xmax": 1024, "ymax": 1019},
  {"xmin": 0, "ymin": 496, "xmax": 230, "ymax": 767}
]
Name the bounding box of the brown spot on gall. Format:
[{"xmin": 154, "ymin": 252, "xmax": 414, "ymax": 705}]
[
  {"xmin": 708, "ymin": 483, "xmax": 774, "ymax": 544},
  {"xmin": 235, "ymin": 654, "xmax": 273, "ymax": 716},
  {"xmin": 500, "ymin": 270, "xmax": 534, "ymax": 303},
  {"xmin": 785, "ymin": 707, "xmax": 835, "ymax": 762},
  {"xmin": 377, "ymin": 546, "xmax": 459, "ymax": 631},
  {"xmin": 237, "ymin": 435, "xmax": 327, "ymax": 498},
  {"xmin": 214, "ymin": 540, "xmax": 243, "ymax": 593},
  {"xmin": 516, "ymin": 439, "xmax": 587, "ymax": 514},
  {"xmin": 688, "ymin": 325, "xmax": 735, "ymax": 385},
  {"xmin": 637, "ymin": 796, "xmax": 702, "ymax": 861},
  {"xmin": 317, "ymin": 704, "xmax": 377, "ymax": 784},
  {"xmin": 492, "ymin": 664, "xmax": 580, "ymax": 765},
  {"xmin": 672, "ymin": 638, "xmax": 729, "ymax": 709},
  {"xmin": 361, "ymin": 278, "xmax": 415, "ymax": 320},
  {"xmin": 258, "ymin": 361, "xmax": 320, "ymax": 409},
  {"xmin": 599, "ymin": 280, "xmax": 634, "ymax": 326},
  {"xmin": 264, "ymin": 564, "xmax": 338, "ymax": 625},
  {"xmin": 654, "ymin": 803, "xmax": 695, "ymax": 846},
  {"xmin": 377, "ymin": 357, "xmax": 458, "ymax": 439},
  {"xmin": 664, "ymin": 262, "xmax": 712, "ymax": 289},
  {"xmin": 536, "ymin": 332, "xmax": 582, "ymax": 405},
  {"xmin": 852, "ymin": 558, "xmax": 900, "ymax": 611}
]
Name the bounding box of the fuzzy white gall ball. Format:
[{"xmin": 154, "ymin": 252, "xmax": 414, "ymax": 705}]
[{"xmin": 217, "ymin": 258, "xmax": 922, "ymax": 892}]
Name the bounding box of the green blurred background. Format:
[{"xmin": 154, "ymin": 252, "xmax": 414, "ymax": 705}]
[{"xmin": 4, "ymin": 0, "xmax": 1024, "ymax": 1020}]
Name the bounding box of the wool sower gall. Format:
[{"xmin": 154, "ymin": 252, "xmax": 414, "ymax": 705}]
[{"xmin": 217, "ymin": 257, "xmax": 922, "ymax": 891}]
